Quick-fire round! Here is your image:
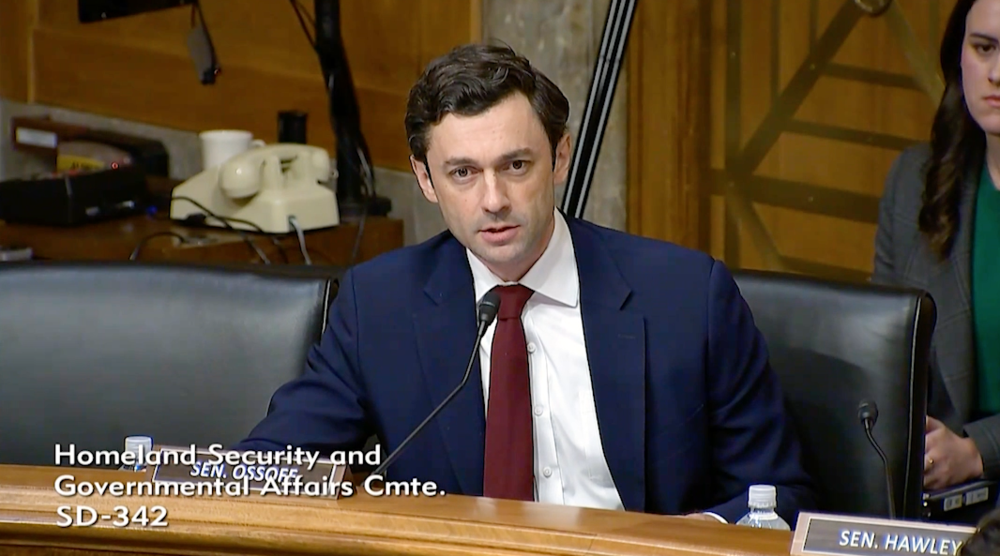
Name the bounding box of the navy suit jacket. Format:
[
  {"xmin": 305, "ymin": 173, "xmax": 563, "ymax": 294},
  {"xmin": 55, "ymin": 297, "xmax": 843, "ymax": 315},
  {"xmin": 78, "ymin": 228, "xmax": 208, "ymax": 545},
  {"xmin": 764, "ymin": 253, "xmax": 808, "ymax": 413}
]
[{"xmin": 234, "ymin": 216, "xmax": 816, "ymax": 523}]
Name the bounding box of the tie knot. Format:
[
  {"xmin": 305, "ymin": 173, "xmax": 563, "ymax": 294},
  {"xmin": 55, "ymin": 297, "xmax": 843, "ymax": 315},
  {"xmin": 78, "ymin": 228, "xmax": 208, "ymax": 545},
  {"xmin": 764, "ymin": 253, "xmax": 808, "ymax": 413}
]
[{"xmin": 493, "ymin": 284, "xmax": 534, "ymax": 320}]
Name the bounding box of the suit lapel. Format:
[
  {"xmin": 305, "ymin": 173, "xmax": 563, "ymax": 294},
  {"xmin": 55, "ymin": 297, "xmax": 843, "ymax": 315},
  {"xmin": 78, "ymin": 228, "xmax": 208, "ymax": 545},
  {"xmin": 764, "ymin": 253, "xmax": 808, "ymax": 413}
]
[
  {"xmin": 926, "ymin": 168, "xmax": 978, "ymax": 422},
  {"xmin": 413, "ymin": 238, "xmax": 485, "ymax": 496},
  {"xmin": 568, "ymin": 219, "xmax": 647, "ymax": 511}
]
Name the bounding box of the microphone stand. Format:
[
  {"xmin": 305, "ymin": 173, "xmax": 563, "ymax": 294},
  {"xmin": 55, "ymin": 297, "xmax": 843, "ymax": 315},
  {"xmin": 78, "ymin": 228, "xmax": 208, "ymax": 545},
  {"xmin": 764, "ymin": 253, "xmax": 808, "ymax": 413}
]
[
  {"xmin": 371, "ymin": 293, "xmax": 501, "ymax": 479},
  {"xmin": 859, "ymin": 400, "xmax": 896, "ymax": 519},
  {"xmin": 370, "ymin": 320, "xmax": 487, "ymax": 478}
]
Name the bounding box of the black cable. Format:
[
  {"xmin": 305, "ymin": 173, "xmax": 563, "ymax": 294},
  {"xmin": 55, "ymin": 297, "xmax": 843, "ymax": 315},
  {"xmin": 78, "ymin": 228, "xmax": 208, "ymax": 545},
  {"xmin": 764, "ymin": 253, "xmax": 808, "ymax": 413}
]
[
  {"xmin": 347, "ymin": 146, "xmax": 374, "ymax": 268},
  {"xmin": 192, "ymin": 213, "xmax": 289, "ymax": 264},
  {"xmin": 864, "ymin": 421, "xmax": 896, "ymax": 519},
  {"xmin": 170, "ymin": 195, "xmax": 271, "ymax": 264},
  {"xmin": 206, "ymin": 214, "xmax": 291, "ymax": 263},
  {"xmin": 199, "ymin": 214, "xmax": 272, "ymax": 265},
  {"xmin": 289, "ymin": 0, "xmax": 315, "ymax": 46},
  {"xmin": 314, "ymin": 0, "xmax": 372, "ymax": 219},
  {"xmin": 158, "ymin": 205, "xmax": 290, "ymax": 263},
  {"xmin": 129, "ymin": 232, "xmax": 186, "ymax": 261},
  {"xmin": 287, "ymin": 1, "xmax": 372, "ymax": 268}
]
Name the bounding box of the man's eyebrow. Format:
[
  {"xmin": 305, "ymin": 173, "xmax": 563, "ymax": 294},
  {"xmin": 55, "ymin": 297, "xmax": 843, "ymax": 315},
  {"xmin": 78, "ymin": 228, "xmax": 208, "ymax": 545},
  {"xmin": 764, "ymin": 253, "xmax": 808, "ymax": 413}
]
[
  {"xmin": 442, "ymin": 156, "xmax": 477, "ymax": 167},
  {"xmin": 443, "ymin": 148, "xmax": 535, "ymax": 168}
]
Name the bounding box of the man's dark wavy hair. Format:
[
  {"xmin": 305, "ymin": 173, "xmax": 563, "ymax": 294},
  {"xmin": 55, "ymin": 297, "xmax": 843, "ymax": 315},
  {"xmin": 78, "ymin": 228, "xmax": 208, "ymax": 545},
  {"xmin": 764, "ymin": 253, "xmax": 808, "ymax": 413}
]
[
  {"xmin": 404, "ymin": 43, "xmax": 570, "ymax": 166},
  {"xmin": 921, "ymin": 0, "xmax": 982, "ymax": 260}
]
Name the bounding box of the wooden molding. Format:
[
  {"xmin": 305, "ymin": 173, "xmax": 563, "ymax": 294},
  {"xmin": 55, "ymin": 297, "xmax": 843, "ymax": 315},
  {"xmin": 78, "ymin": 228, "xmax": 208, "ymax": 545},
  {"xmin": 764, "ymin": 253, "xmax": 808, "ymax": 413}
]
[{"xmin": 0, "ymin": 464, "xmax": 793, "ymax": 556}]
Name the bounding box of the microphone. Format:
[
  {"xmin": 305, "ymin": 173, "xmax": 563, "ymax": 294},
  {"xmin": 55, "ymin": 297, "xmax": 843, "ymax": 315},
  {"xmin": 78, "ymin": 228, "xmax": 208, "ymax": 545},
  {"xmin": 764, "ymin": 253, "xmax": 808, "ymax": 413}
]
[
  {"xmin": 858, "ymin": 400, "xmax": 896, "ymax": 519},
  {"xmin": 370, "ymin": 291, "xmax": 501, "ymax": 479}
]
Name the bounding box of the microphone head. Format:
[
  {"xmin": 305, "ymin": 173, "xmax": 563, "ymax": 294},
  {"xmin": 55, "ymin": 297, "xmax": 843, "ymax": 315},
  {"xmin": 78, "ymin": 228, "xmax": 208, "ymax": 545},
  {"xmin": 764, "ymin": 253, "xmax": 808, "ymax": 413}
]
[
  {"xmin": 478, "ymin": 291, "xmax": 501, "ymax": 327},
  {"xmin": 858, "ymin": 400, "xmax": 879, "ymax": 426}
]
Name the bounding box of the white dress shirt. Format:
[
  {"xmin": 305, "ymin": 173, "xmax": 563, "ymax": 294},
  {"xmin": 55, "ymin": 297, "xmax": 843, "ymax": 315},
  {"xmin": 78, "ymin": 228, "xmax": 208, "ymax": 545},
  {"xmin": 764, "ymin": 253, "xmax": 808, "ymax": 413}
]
[
  {"xmin": 466, "ymin": 211, "xmax": 729, "ymax": 523},
  {"xmin": 467, "ymin": 210, "xmax": 624, "ymax": 511}
]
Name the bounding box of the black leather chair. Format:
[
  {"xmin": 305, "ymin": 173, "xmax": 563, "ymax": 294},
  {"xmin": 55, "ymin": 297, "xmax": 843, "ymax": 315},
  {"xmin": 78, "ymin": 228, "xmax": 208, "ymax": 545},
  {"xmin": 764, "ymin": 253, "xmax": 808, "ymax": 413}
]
[
  {"xmin": 733, "ymin": 270, "xmax": 935, "ymax": 519},
  {"xmin": 0, "ymin": 261, "xmax": 339, "ymax": 466}
]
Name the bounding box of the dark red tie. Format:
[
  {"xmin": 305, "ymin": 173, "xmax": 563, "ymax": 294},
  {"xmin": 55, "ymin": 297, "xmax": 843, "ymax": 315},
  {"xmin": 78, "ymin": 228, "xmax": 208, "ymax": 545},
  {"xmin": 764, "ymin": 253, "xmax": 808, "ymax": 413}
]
[{"xmin": 483, "ymin": 284, "xmax": 535, "ymax": 501}]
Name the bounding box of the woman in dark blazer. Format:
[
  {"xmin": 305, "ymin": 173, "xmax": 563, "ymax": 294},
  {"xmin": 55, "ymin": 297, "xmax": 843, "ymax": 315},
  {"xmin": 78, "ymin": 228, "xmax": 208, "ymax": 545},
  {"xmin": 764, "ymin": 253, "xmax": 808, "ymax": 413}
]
[{"xmin": 873, "ymin": 0, "xmax": 1000, "ymax": 491}]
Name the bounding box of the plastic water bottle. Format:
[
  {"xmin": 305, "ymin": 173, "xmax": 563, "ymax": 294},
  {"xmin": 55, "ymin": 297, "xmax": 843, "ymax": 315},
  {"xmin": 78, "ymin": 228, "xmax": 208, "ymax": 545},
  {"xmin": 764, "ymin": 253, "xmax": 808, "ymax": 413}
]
[
  {"xmin": 118, "ymin": 435, "xmax": 153, "ymax": 472},
  {"xmin": 735, "ymin": 485, "xmax": 790, "ymax": 530}
]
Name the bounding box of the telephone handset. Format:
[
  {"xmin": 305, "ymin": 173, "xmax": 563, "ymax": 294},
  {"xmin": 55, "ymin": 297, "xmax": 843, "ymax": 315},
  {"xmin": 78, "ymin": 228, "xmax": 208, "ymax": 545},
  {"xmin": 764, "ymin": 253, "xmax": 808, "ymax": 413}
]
[
  {"xmin": 219, "ymin": 144, "xmax": 328, "ymax": 198},
  {"xmin": 170, "ymin": 143, "xmax": 340, "ymax": 233}
]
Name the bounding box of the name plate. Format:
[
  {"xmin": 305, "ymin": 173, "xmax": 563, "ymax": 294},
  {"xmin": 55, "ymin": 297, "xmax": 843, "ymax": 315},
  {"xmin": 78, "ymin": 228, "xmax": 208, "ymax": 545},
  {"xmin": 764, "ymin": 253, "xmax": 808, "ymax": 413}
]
[
  {"xmin": 146, "ymin": 445, "xmax": 352, "ymax": 499},
  {"xmin": 791, "ymin": 513, "xmax": 976, "ymax": 556}
]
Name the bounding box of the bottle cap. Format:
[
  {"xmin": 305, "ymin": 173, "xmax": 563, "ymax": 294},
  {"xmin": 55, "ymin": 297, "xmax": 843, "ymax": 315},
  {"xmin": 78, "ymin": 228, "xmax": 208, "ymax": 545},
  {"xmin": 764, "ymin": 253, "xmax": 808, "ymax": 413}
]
[
  {"xmin": 748, "ymin": 484, "xmax": 777, "ymax": 509},
  {"xmin": 124, "ymin": 435, "xmax": 153, "ymax": 459}
]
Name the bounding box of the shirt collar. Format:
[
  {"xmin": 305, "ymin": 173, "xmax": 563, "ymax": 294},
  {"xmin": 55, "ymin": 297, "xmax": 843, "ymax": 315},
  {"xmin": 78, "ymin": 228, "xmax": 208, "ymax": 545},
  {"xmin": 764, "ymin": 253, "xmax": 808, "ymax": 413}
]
[{"xmin": 466, "ymin": 210, "xmax": 579, "ymax": 308}]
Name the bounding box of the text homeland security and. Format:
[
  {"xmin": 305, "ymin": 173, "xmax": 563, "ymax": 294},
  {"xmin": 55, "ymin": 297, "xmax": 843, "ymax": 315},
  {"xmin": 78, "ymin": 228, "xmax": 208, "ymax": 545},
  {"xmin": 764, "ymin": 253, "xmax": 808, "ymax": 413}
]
[{"xmin": 53, "ymin": 443, "xmax": 378, "ymax": 471}]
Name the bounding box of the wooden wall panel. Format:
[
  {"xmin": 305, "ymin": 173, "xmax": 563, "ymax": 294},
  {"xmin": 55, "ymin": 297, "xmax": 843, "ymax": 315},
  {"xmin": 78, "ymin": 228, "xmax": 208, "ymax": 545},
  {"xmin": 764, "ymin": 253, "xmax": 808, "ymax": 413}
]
[
  {"xmin": 626, "ymin": 0, "xmax": 711, "ymax": 250},
  {"xmin": 796, "ymin": 77, "xmax": 934, "ymax": 145},
  {"xmin": 419, "ymin": 0, "xmax": 482, "ymax": 69},
  {"xmin": 722, "ymin": 0, "xmax": 950, "ymax": 281},
  {"xmin": 630, "ymin": 0, "xmax": 956, "ymax": 283},
  {"xmin": 0, "ymin": 0, "xmax": 36, "ymax": 102},
  {"xmin": 4, "ymin": 0, "xmax": 479, "ymax": 173}
]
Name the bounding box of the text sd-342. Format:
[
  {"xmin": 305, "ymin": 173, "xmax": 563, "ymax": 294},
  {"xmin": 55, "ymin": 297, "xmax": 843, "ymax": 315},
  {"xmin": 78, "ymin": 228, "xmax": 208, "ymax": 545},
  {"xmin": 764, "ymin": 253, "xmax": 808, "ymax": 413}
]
[{"xmin": 56, "ymin": 505, "xmax": 168, "ymax": 528}]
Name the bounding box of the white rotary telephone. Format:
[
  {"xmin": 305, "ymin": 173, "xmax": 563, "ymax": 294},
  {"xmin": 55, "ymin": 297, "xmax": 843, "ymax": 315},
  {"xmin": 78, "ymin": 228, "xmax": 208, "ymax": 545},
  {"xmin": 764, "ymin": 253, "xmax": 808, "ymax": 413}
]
[{"xmin": 170, "ymin": 144, "xmax": 339, "ymax": 233}]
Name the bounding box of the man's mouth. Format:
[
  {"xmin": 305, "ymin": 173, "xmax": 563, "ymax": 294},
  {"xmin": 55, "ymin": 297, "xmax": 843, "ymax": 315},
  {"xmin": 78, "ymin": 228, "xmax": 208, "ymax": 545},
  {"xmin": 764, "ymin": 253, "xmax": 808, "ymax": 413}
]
[
  {"xmin": 480, "ymin": 225, "xmax": 520, "ymax": 243},
  {"xmin": 482, "ymin": 225, "xmax": 517, "ymax": 233}
]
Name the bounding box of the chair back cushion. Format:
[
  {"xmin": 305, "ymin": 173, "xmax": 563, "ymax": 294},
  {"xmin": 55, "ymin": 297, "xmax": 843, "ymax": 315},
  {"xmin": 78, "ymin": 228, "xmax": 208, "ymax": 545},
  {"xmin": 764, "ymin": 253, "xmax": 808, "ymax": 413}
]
[
  {"xmin": 0, "ymin": 262, "xmax": 335, "ymax": 466},
  {"xmin": 733, "ymin": 270, "xmax": 933, "ymax": 518}
]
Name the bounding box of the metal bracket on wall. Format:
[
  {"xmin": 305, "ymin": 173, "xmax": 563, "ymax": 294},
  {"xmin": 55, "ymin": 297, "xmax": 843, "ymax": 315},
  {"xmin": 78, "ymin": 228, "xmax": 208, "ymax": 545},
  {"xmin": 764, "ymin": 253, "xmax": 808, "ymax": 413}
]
[
  {"xmin": 853, "ymin": 0, "xmax": 892, "ymax": 16},
  {"xmin": 876, "ymin": 0, "xmax": 945, "ymax": 102}
]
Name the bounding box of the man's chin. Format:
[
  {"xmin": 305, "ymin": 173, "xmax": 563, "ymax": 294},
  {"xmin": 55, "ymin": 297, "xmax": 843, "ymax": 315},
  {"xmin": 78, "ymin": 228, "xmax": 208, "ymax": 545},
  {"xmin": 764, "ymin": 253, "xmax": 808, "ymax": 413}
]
[{"xmin": 470, "ymin": 244, "xmax": 526, "ymax": 272}]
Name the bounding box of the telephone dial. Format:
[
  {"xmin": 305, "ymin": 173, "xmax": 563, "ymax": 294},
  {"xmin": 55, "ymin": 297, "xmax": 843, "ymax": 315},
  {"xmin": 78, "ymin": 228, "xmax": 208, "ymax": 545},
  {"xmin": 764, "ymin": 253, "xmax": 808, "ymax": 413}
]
[{"xmin": 170, "ymin": 144, "xmax": 339, "ymax": 233}]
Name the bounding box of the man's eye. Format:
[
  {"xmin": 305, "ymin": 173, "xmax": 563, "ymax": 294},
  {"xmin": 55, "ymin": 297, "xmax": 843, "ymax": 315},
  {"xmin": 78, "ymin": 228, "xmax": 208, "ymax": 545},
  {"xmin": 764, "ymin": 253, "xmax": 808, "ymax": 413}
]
[{"xmin": 454, "ymin": 168, "xmax": 469, "ymax": 178}]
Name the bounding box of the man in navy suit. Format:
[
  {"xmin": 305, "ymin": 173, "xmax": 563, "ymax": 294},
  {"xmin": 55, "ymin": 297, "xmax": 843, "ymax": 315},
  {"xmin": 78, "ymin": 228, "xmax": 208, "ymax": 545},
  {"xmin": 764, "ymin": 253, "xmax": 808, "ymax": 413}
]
[{"xmin": 235, "ymin": 43, "xmax": 816, "ymax": 524}]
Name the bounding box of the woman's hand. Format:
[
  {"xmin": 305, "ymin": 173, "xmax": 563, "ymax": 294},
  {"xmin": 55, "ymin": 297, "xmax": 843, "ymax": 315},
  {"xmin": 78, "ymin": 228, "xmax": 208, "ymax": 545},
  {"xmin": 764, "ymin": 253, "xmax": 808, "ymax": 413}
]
[{"xmin": 924, "ymin": 417, "xmax": 984, "ymax": 490}]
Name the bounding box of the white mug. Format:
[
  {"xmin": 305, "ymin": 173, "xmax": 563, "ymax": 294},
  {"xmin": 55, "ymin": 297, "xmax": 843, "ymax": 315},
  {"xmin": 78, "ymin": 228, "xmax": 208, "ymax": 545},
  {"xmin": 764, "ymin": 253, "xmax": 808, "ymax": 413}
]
[{"xmin": 199, "ymin": 129, "xmax": 265, "ymax": 170}]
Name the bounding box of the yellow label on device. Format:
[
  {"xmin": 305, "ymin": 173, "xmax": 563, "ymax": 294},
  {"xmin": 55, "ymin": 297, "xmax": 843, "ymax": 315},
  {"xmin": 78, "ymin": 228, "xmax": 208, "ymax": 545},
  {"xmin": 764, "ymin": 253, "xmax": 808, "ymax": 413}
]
[{"xmin": 56, "ymin": 155, "xmax": 106, "ymax": 171}]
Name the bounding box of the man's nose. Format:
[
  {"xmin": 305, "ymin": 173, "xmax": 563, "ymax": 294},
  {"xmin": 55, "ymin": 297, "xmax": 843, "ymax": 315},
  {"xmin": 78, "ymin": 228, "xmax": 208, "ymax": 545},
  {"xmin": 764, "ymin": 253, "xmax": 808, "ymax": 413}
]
[{"xmin": 482, "ymin": 172, "xmax": 510, "ymax": 213}]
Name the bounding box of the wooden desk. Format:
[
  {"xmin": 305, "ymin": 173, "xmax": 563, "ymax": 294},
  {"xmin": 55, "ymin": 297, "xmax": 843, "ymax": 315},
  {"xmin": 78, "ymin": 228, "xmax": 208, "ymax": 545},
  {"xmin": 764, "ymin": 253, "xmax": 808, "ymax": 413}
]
[
  {"xmin": 0, "ymin": 465, "xmax": 793, "ymax": 556},
  {"xmin": 0, "ymin": 214, "xmax": 404, "ymax": 266}
]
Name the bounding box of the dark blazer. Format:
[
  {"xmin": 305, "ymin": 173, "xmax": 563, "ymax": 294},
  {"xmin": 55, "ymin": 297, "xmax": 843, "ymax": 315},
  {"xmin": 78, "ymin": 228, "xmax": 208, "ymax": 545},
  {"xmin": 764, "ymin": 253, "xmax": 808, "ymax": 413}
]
[
  {"xmin": 234, "ymin": 216, "xmax": 816, "ymax": 523},
  {"xmin": 873, "ymin": 143, "xmax": 1000, "ymax": 479}
]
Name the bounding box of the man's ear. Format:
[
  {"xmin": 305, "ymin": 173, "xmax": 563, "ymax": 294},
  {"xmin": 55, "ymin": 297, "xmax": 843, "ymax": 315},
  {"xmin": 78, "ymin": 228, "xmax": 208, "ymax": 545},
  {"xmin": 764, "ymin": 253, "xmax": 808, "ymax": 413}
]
[
  {"xmin": 410, "ymin": 155, "xmax": 439, "ymax": 204},
  {"xmin": 553, "ymin": 133, "xmax": 572, "ymax": 185}
]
